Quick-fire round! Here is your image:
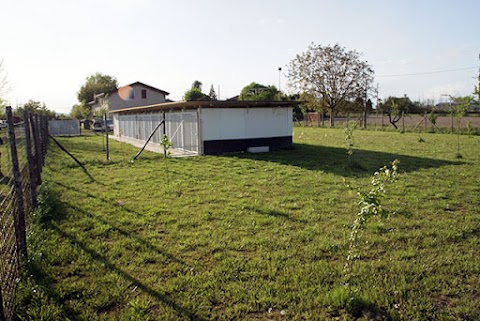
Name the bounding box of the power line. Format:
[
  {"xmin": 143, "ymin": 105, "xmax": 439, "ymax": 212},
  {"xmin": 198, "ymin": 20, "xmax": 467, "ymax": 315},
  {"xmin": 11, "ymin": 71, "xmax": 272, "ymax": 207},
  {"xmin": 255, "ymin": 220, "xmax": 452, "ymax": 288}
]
[{"xmin": 377, "ymin": 66, "xmax": 477, "ymax": 78}]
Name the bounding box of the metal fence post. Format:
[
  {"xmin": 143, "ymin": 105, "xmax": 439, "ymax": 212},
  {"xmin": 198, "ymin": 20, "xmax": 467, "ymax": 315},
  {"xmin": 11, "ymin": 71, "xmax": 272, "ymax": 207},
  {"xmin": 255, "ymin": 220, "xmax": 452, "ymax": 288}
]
[
  {"xmin": 163, "ymin": 111, "xmax": 166, "ymax": 158},
  {"xmin": 5, "ymin": 107, "xmax": 28, "ymax": 264},
  {"xmin": 104, "ymin": 113, "xmax": 109, "ymax": 160}
]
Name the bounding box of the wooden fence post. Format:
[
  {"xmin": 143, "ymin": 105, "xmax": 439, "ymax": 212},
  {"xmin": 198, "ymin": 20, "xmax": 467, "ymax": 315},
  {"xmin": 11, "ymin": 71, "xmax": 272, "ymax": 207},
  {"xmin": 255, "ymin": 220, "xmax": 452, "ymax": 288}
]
[
  {"xmin": 23, "ymin": 111, "xmax": 37, "ymax": 208},
  {"xmin": 34, "ymin": 116, "xmax": 44, "ymax": 166},
  {"xmin": 39, "ymin": 116, "xmax": 44, "ymax": 163},
  {"xmin": 451, "ymin": 111, "xmax": 454, "ymax": 134},
  {"xmin": 30, "ymin": 114, "xmax": 42, "ymax": 185},
  {"xmin": 424, "ymin": 111, "xmax": 428, "ymax": 131},
  {"xmin": 5, "ymin": 106, "xmax": 28, "ymax": 264},
  {"xmin": 41, "ymin": 116, "xmax": 48, "ymax": 162},
  {"xmin": 0, "ymin": 287, "xmax": 5, "ymax": 321}
]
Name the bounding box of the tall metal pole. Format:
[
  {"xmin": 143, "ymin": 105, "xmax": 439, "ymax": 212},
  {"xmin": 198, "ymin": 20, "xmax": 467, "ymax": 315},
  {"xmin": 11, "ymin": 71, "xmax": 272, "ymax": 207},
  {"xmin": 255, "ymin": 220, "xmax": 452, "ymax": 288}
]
[
  {"xmin": 162, "ymin": 111, "xmax": 166, "ymax": 158},
  {"xmin": 104, "ymin": 113, "xmax": 109, "ymax": 160},
  {"xmin": 278, "ymin": 67, "xmax": 282, "ymax": 92},
  {"xmin": 364, "ymin": 79, "xmax": 368, "ymax": 129}
]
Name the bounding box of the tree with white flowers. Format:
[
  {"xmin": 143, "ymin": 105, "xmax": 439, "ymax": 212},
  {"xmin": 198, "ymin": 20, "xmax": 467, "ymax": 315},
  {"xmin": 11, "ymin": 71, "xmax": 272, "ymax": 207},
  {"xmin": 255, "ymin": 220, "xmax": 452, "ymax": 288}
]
[{"xmin": 288, "ymin": 43, "xmax": 374, "ymax": 127}]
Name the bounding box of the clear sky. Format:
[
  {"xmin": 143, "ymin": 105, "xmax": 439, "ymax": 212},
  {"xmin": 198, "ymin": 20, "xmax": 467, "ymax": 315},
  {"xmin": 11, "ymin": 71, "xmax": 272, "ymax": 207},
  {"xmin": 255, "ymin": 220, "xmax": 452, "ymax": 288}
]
[{"xmin": 1, "ymin": 0, "xmax": 479, "ymax": 114}]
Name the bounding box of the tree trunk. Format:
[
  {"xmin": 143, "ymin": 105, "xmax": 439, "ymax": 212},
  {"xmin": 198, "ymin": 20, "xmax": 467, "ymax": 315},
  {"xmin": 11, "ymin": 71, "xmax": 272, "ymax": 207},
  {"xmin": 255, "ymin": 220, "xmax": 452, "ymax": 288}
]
[
  {"xmin": 388, "ymin": 113, "xmax": 400, "ymax": 129},
  {"xmin": 329, "ymin": 107, "xmax": 335, "ymax": 127}
]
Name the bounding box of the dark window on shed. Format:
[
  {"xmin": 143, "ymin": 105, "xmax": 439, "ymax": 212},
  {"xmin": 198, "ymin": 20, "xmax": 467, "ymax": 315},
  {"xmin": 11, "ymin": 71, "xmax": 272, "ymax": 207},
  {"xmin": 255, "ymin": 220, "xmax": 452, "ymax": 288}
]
[{"xmin": 141, "ymin": 89, "xmax": 147, "ymax": 99}]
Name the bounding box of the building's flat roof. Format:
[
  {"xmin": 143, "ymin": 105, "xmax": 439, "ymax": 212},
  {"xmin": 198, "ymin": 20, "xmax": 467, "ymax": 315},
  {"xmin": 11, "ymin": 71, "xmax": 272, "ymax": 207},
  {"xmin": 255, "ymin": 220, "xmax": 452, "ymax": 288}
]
[{"xmin": 110, "ymin": 100, "xmax": 300, "ymax": 113}]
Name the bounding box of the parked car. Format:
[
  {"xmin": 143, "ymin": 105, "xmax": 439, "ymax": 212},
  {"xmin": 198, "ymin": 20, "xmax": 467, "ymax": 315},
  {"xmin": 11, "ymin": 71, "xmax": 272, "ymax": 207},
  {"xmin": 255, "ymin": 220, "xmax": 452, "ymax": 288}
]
[
  {"xmin": 105, "ymin": 119, "xmax": 114, "ymax": 131},
  {"xmin": 92, "ymin": 119, "xmax": 113, "ymax": 132},
  {"xmin": 92, "ymin": 120, "xmax": 103, "ymax": 132}
]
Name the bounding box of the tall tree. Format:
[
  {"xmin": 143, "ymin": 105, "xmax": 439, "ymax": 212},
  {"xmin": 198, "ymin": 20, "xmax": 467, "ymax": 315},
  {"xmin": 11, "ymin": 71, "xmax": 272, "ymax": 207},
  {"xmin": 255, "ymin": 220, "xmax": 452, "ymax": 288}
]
[
  {"xmin": 288, "ymin": 43, "xmax": 374, "ymax": 127},
  {"xmin": 209, "ymin": 84, "xmax": 217, "ymax": 100},
  {"xmin": 184, "ymin": 81, "xmax": 210, "ymax": 101},
  {"xmin": 192, "ymin": 80, "xmax": 202, "ymax": 90},
  {"xmin": 77, "ymin": 72, "xmax": 118, "ymax": 104},
  {"xmin": 239, "ymin": 82, "xmax": 279, "ymax": 101}
]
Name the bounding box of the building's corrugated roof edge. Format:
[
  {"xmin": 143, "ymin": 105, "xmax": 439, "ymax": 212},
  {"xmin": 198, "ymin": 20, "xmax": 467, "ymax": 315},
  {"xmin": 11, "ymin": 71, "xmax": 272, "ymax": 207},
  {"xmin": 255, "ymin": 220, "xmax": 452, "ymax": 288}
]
[{"xmin": 110, "ymin": 100, "xmax": 300, "ymax": 113}]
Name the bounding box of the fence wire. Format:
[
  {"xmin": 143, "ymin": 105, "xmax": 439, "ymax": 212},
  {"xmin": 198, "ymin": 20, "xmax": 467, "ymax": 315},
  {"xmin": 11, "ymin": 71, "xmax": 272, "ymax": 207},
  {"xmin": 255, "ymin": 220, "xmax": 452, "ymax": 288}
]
[{"xmin": 0, "ymin": 111, "xmax": 48, "ymax": 321}]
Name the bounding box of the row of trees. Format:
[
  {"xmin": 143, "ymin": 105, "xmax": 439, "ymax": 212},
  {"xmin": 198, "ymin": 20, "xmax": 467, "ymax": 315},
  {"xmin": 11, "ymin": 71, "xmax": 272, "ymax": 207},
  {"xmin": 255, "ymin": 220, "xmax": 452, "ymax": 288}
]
[{"xmin": 183, "ymin": 81, "xmax": 282, "ymax": 102}]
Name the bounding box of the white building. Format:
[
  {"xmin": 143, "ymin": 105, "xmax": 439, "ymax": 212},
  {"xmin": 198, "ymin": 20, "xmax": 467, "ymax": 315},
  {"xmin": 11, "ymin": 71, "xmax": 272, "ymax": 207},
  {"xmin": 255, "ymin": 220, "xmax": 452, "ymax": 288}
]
[
  {"xmin": 110, "ymin": 100, "xmax": 297, "ymax": 156},
  {"xmin": 88, "ymin": 81, "xmax": 170, "ymax": 116}
]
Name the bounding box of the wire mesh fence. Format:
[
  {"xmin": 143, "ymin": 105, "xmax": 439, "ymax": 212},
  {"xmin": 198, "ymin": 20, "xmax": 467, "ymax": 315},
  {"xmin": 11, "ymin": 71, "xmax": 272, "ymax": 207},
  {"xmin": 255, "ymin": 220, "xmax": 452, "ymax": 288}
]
[
  {"xmin": 116, "ymin": 110, "xmax": 200, "ymax": 156},
  {"xmin": 0, "ymin": 108, "xmax": 48, "ymax": 321}
]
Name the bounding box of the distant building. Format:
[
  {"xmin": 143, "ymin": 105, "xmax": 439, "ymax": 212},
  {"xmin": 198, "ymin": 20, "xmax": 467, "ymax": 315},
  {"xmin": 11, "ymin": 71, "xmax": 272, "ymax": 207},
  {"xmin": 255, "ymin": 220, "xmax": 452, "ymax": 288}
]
[{"xmin": 88, "ymin": 81, "xmax": 170, "ymax": 116}]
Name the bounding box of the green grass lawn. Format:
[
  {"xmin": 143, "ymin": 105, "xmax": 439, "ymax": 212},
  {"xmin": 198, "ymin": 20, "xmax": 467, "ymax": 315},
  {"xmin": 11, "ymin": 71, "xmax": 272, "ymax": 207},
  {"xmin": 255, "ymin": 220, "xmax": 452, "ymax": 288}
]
[{"xmin": 17, "ymin": 128, "xmax": 480, "ymax": 320}]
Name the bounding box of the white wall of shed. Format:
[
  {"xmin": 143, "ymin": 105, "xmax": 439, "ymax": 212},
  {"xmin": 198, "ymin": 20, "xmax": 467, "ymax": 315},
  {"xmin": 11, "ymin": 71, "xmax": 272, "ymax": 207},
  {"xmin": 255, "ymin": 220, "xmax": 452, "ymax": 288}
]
[{"xmin": 199, "ymin": 107, "xmax": 292, "ymax": 141}]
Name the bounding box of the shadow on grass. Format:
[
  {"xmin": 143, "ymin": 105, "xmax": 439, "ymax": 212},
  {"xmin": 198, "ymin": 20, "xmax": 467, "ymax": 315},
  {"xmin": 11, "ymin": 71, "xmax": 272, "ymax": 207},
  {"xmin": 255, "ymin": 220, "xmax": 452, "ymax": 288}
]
[
  {"xmin": 53, "ymin": 181, "xmax": 141, "ymax": 217},
  {"xmin": 243, "ymin": 205, "xmax": 306, "ymax": 223},
  {"xmin": 21, "ymin": 257, "xmax": 84, "ymax": 321},
  {"xmin": 233, "ymin": 143, "xmax": 463, "ymax": 177},
  {"xmin": 50, "ymin": 223, "xmax": 206, "ymax": 321},
  {"xmin": 53, "ymin": 180, "xmax": 188, "ymax": 265},
  {"xmin": 22, "ymin": 182, "xmax": 195, "ymax": 320},
  {"xmin": 64, "ymin": 202, "xmax": 187, "ymax": 266},
  {"xmin": 329, "ymin": 286, "xmax": 394, "ymax": 320},
  {"xmin": 50, "ymin": 136, "xmax": 163, "ymax": 161}
]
